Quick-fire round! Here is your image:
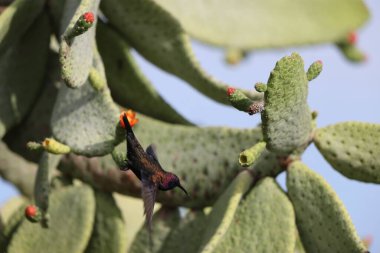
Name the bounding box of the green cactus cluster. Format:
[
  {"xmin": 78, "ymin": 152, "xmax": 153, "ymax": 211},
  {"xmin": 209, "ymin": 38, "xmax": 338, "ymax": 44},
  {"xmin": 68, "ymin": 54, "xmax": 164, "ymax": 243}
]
[{"xmin": 0, "ymin": 0, "xmax": 377, "ymax": 252}]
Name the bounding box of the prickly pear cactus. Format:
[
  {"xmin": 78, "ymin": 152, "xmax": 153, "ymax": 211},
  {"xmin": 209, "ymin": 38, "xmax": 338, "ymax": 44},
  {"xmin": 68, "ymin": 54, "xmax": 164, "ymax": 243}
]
[
  {"xmin": 314, "ymin": 122, "xmax": 380, "ymax": 183},
  {"xmin": 261, "ymin": 53, "xmax": 312, "ymax": 155},
  {"xmin": 0, "ymin": 0, "xmax": 376, "ymax": 252}
]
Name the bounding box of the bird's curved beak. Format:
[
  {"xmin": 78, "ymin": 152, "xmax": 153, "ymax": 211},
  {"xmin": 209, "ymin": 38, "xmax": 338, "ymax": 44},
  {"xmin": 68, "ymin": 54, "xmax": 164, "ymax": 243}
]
[{"xmin": 178, "ymin": 184, "xmax": 189, "ymax": 197}]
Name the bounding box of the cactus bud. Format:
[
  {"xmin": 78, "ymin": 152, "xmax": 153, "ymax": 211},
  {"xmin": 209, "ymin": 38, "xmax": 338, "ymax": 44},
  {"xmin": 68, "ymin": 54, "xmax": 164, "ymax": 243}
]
[
  {"xmin": 254, "ymin": 82, "xmax": 267, "ymax": 93},
  {"xmin": 347, "ymin": 32, "xmax": 357, "ymax": 45},
  {"xmin": 25, "ymin": 205, "xmax": 42, "ymax": 223},
  {"xmin": 307, "ymin": 60, "xmax": 323, "ymax": 81},
  {"xmin": 27, "ymin": 141, "xmax": 42, "ymax": 150},
  {"xmin": 336, "ymin": 38, "xmax": 366, "ymax": 63},
  {"xmin": 228, "ymin": 88, "xmax": 263, "ymax": 115},
  {"xmin": 225, "ymin": 48, "xmax": 246, "ymax": 65},
  {"xmin": 65, "ymin": 12, "xmax": 95, "ymax": 40},
  {"xmin": 42, "ymin": 138, "xmax": 71, "ymax": 154}
]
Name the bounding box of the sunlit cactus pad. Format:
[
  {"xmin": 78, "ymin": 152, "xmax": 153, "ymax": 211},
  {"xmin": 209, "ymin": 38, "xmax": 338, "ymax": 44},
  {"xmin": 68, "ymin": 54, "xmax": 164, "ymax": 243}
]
[
  {"xmin": 51, "ymin": 82, "xmax": 119, "ymax": 156},
  {"xmin": 314, "ymin": 121, "xmax": 380, "ymax": 183},
  {"xmin": 199, "ymin": 171, "xmax": 252, "ymax": 252},
  {"xmin": 287, "ymin": 161, "xmax": 367, "ymax": 252},
  {"xmin": 84, "ymin": 191, "xmax": 127, "ymax": 253},
  {"xmin": 261, "ymin": 53, "xmax": 312, "ymax": 154},
  {"xmin": 156, "ymin": 0, "xmax": 369, "ymax": 49},
  {"xmin": 213, "ymin": 177, "xmax": 296, "ymax": 253},
  {"xmin": 8, "ymin": 185, "xmax": 96, "ymax": 253},
  {"xmin": 0, "ymin": 199, "xmax": 26, "ymax": 252}
]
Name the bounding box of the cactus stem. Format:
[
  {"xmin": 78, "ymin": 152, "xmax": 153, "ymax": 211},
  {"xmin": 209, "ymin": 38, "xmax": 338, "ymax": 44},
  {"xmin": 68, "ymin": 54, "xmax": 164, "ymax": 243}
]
[
  {"xmin": 227, "ymin": 87, "xmax": 263, "ymax": 115},
  {"xmin": 42, "ymin": 138, "xmax": 71, "ymax": 154},
  {"xmin": 239, "ymin": 141, "xmax": 266, "ymax": 167}
]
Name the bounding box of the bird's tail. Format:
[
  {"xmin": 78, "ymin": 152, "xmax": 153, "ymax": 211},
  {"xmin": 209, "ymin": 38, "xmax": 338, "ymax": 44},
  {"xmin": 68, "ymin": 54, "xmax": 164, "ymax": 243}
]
[{"xmin": 148, "ymin": 228, "xmax": 153, "ymax": 252}]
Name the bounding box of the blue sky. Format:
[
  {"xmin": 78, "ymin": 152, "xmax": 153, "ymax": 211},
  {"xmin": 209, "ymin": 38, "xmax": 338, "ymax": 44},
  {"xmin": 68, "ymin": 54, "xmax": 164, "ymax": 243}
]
[{"xmin": 1, "ymin": 0, "xmax": 379, "ymax": 251}]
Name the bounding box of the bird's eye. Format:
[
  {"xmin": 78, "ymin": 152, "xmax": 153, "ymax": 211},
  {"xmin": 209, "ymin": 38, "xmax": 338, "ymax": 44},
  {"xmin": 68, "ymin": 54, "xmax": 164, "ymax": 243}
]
[{"xmin": 169, "ymin": 181, "xmax": 176, "ymax": 189}]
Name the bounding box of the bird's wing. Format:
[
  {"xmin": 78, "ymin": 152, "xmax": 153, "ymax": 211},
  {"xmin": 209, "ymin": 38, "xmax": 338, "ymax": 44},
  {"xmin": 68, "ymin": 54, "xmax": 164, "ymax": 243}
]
[
  {"xmin": 146, "ymin": 144, "xmax": 159, "ymax": 162},
  {"xmin": 141, "ymin": 170, "xmax": 157, "ymax": 234}
]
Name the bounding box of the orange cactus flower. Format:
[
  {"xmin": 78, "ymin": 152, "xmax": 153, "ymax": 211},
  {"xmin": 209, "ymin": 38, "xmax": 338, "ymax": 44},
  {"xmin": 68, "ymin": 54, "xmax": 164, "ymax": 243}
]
[{"xmin": 119, "ymin": 110, "xmax": 139, "ymax": 128}]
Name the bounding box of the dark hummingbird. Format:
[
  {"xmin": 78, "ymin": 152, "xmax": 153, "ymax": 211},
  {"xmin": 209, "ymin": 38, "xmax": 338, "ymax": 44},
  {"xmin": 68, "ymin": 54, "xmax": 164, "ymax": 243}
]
[{"xmin": 119, "ymin": 112, "xmax": 188, "ymax": 235}]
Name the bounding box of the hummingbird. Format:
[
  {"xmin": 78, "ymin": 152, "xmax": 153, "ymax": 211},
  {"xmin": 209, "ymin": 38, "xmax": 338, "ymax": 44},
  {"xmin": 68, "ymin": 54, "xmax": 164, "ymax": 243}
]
[{"xmin": 119, "ymin": 112, "xmax": 188, "ymax": 237}]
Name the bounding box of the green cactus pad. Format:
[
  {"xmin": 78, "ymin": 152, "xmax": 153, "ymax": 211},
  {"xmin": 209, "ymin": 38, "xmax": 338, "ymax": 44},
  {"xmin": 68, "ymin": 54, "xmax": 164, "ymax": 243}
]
[
  {"xmin": 287, "ymin": 161, "xmax": 367, "ymax": 252},
  {"xmin": 0, "ymin": 14, "xmax": 50, "ymax": 138},
  {"xmin": 239, "ymin": 141, "xmax": 266, "ymax": 167},
  {"xmin": 261, "ymin": 53, "xmax": 312, "ymax": 155},
  {"xmin": 0, "ymin": 142, "xmax": 37, "ymax": 197},
  {"xmin": 59, "ymin": 0, "xmax": 100, "ymax": 88},
  {"xmin": 3, "ymin": 52, "xmax": 61, "ymax": 163},
  {"xmin": 34, "ymin": 152, "xmax": 62, "ymax": 221},
  {"xmin": 100, "ymin": 0, "xmax": 261, "ymax": 105},
  {"xmin": 213, "ymin": 178, "xmax": 296, "ymax": 253},
  {"xmin": 96, "ymin": 22, "xmax": 191, "ymax": 125},
  {"xmin": 51, "ymin": 78, "xmax": 120, "ymax": 156},
  {"xmin": 129, "ymin": 207, "xmax": 181, "ymax": 253},
  {"xmin": 306, "ymin": 60, "xmax": 323, "ymax": 81},
  {"xmin": 199, "ymin": 171, "xmax": 253, "ymax": 252},
  {"xmin": 8, "ymin": 185, "xmax": 96, "ymax": 253},
  {"xmin": 0, "ymin": 0, "xmax": 45, "ymax": 55},
  {"xmin": 48, "ymin": 0, "xmax": 66, "ymax": 37},
  {"xmin": 158, "ymin": 210, "xmax": 208, "ymax": 253},
  {"xmin": 156, "ymin": 0, "xmax": 369, "ymax": 50},
  {"xmin": 314, "ymin": 122, "xmax": 380, "ymax": 183},
  {"xmin": 84, "ymin": 191, "xmax": 127, "ymax": 253},
  {"xmin": 0, "ymin": 200, "xmax": 26, "ymax": 252}
]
